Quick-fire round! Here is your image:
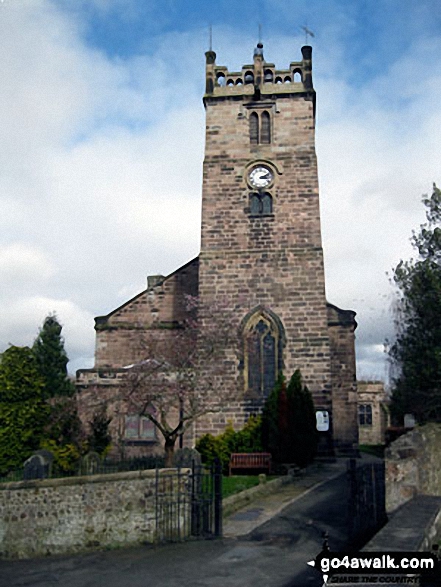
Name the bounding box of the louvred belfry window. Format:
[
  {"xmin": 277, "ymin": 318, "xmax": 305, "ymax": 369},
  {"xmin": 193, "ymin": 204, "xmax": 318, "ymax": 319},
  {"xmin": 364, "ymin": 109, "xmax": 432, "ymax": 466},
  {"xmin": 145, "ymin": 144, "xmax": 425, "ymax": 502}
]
[
  {"xmin": 249, "ymin": 111, "xmax": 271, "ymax": 145},
  {"xmin": 250, "ymin": 112, "xmax": 259, "ymax": 144},
  {"xmin": 261, "ymin": 111, "xmax": 271, "ymax": 144}
]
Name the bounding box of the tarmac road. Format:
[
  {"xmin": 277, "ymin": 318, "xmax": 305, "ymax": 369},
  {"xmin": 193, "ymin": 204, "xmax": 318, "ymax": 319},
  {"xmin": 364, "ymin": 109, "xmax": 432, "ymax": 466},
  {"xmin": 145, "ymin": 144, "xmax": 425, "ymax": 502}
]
[{"xmin": 0, "ymin": 472, "xmax": 351, "ymax": 587}]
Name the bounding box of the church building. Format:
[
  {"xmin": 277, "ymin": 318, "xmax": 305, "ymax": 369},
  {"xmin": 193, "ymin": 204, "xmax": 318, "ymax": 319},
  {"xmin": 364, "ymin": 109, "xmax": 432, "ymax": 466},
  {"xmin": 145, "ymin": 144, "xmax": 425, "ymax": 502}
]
[{"xmin": 77, "ymin": 43, "xmax": 359, "ymax": 455}]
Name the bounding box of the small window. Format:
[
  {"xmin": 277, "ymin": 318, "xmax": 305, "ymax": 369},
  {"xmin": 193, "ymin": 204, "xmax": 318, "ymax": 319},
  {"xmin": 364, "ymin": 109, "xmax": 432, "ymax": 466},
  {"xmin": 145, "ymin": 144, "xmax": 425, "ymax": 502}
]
[
  {"xmin": 125, "ymin": 415, "xmax": 156, "ymax": 440},
  {"xmin": 261, "ymin": 111, "xmax": 271, "ymax": 144},
  {"xmin": 359, "ymin": 404, "xmax": 373, "ymax": 426},
  {"xmin": 250, "ymin": 194, "xmax": 261, "ymax": 215},
  {"xmin": 216, "ymin": 73, "xmax": 226, "ymax": 87},
  {"xmin": 261, "ymin": 193, "xmax": 272, "ymax": 214},
  {"xmin": 249, "ymin": 192, "xmax": 272, "ymax": 216},
  {"xmin": 249, "ymin": 112, "xmax": 259, "ymax": 145},
  {"xmin": 293, "ymin": 70, "xmax": 302, "ymax": 83}
]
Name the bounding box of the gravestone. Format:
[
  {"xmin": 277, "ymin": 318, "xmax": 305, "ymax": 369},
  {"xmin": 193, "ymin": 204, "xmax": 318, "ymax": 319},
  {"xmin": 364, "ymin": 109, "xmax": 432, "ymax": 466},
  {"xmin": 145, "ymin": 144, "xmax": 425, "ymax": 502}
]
[
  {"xmin": 173, "ymin": 447, "xmax": 201, "ymax": 469},
  {"xmin": 78, "ymin": 451, "xmax": 101, "ymax": 476},
  {"xmin": 404, "ymin": 413, "xmax": 416, "ymax": 428},
  {"xmin": 23, "ymin": 454, "xmax": 47, "ymax": 480},
  {"xmin": 35, "ymin": 449, "xmax": 54, "ymax": 477}
]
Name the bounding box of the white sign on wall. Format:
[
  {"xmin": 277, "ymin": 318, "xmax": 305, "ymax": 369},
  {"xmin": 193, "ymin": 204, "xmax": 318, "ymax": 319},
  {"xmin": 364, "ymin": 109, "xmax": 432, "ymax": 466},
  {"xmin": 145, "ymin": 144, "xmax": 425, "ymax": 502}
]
[{"xmin": 316, "ymin": 410, "xmax": 330, "ymax": 432}]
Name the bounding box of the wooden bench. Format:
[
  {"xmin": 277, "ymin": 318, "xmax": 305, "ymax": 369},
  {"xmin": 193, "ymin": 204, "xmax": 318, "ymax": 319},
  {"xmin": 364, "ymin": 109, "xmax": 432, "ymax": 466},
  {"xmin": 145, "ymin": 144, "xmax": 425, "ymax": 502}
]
[{"xmin": 229, "ymin": 452, "xmax": 272, "ymax": 476}]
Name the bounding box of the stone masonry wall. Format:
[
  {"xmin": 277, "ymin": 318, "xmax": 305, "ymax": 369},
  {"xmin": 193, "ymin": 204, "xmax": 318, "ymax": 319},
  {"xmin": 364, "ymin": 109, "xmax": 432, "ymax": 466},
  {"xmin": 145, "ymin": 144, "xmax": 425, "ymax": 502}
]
[
  {"xmin": 357, "ymin": 381, "xmax": 389, "ymax": 445},
  {"xmin": 327, "ymin": 304, "xmax": 358, "ymax": 450},
  {"xmin": 385, "ymin": 423, "xmax": 441, "ymax": 512},
  {"xmin": 94, "ymin": 258, "xmax": 199, "ymax": 369},
  {"xmin": 0, "ymin": 468, "xmax": 190, "ymax": 559},
  {"xmin": 198, "ymin": 92, "xmax": 334, "ymax": 432}
]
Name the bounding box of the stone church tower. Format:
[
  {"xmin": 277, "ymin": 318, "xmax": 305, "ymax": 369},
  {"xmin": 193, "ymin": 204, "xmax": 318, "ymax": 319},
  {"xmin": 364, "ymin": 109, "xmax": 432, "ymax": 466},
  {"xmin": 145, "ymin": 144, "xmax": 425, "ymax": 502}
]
[{"xmin": 77, "ymin": 43, "xmax": 359, "ymax": 455}]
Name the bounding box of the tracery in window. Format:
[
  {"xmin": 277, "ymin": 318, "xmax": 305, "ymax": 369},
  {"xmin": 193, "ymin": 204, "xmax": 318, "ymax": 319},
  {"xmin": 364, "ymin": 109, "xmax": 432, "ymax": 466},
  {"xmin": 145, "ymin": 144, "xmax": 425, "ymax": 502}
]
[{"xmin": 243, "ymin": 309, "xmax": 283, "ymax": 396}]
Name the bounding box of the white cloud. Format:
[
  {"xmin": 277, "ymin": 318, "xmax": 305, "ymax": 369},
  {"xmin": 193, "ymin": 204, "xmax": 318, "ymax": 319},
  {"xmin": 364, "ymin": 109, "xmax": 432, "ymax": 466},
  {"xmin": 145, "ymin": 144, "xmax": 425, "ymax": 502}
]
[{"xmin": 0, "ymin": 243, "xmax": 54, "ymax": 284}]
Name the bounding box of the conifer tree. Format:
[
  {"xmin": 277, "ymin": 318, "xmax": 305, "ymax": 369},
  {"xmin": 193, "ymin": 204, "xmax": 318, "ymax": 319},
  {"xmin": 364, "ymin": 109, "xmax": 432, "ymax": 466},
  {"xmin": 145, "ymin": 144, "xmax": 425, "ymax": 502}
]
[
  {"xmin": 286, "ymin": 370, "xmax": 317, "ymax": 467},
  {"xmin": 261, "ymin": 373, "xmax": 285, "ymax": 462},
  {"xmin": 33, "ymin": 314, "xmax": 74, "ymax": 398},
  {"xmin": 0, "ymin": 346, "xmax": 49, "ymax": 474},
  {"xmin": 261, "ymin": 370, "xmax": 317, "ymax": 466}
]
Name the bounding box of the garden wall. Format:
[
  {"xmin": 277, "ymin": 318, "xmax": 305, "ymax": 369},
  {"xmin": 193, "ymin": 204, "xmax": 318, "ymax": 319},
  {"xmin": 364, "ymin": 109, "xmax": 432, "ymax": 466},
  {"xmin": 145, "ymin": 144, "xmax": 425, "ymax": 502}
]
[
  {"xmin": 386, "ymin": 423, "xmax": 441, "ymax": 512},
  {"xmin": 0, "ymin": 468, "xmax": 190, "ymax": 559}
]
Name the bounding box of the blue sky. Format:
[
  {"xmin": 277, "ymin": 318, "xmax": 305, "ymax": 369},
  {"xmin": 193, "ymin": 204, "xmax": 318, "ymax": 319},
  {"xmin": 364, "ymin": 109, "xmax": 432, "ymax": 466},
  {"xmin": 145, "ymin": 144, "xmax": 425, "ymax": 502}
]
[{"xmin": 0, "ymin": 0, "xmax": 440, "ymax": 382}]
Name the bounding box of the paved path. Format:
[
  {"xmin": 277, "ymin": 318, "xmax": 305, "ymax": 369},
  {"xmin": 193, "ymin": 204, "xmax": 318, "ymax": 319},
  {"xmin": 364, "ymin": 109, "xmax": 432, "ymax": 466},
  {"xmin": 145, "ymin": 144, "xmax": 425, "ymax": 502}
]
[{"xmin": 0, "ymin": 460, "xmax": 355, "ymax": 587}]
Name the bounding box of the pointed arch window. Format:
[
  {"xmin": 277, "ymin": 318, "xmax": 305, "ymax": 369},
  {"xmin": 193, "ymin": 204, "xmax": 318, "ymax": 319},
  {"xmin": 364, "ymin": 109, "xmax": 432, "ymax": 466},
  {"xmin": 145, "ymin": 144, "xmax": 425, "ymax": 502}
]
[
  {"xmin": 243, "ymin": 310, "xmax": 283, "ymax": 396},
  {"xmin": 249, "ymin": 112, "xmax": 259, "ymax": 145},
  {"xmin": 249, "ymin": 111, "xmax": 272, "ymax": 145},
  {"xmin": 261, "ymin": 111, "xmax": 271, "ymax": 144},
  {"xmin": 249, "ymin": 192, "xmax": 272, "ymax": 216}
]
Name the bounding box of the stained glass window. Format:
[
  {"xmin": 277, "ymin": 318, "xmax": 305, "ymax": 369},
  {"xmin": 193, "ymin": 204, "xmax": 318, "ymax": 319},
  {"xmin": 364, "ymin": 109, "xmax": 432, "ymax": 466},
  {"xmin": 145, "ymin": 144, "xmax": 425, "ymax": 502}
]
[{"xmin": 245, "ymin": 313, "xmax": 281, "ymax": 396}]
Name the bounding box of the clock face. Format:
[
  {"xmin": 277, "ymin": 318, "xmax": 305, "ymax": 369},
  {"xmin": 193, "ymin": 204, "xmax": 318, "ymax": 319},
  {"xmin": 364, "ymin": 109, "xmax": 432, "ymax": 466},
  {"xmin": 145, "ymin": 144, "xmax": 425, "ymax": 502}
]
[{"xmin": 249, "ymin": 166, "xmax": 273, "ymax": 189}]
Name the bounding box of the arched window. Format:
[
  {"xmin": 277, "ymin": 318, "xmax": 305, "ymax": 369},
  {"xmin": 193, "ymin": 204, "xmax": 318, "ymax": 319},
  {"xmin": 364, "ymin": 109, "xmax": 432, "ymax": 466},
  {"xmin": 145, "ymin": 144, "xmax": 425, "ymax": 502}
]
[
  {"xmin": 261, "ymin": 111, "xmax": 271, "ymax": 144},
  {"xmin": 293, "ymin": 70, "xmax": 302, "ymax": 83},
  {"xmin": 243, "ymin": 309, "xmax": 283, "ymax": 396},
  {"xmin": 249, "ymin": 112, "xmax": 259, "ymax": 145},
  {"xmin": 249, "ymin": 192, "xmax": 272, "ymax": 216},
  {"xmin": 244, "ymin": 70, "xmax": 254, "ymax": 84},
  {"xmin": 250, "ymin": 193, "xmax": 261, "ymax": 214},
  {"xmin": 261, "ymin": 193, "xmax": 272, "ymax": 214},
  {"xmin": 250, "ymin": 111, "xmax": 271, "ymax": 145},
  {"xmin": 264, "ymin": 69, "xmax": 273, "ymax": 83}
]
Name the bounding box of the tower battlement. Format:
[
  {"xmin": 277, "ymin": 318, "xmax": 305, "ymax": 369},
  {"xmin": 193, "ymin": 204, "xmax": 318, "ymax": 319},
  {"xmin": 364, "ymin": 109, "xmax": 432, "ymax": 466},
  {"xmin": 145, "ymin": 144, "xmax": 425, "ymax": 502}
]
[{"xmin": 204, "ymin": 44, "xmax": 313, "ymax": 99}]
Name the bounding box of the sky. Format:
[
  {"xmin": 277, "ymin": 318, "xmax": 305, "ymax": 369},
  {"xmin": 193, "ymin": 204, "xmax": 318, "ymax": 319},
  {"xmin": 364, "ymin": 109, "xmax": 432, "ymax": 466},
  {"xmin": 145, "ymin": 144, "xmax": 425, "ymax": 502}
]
[{"xmin": 0, "ymin": 0, "xmax": 440, "ymax": 383}]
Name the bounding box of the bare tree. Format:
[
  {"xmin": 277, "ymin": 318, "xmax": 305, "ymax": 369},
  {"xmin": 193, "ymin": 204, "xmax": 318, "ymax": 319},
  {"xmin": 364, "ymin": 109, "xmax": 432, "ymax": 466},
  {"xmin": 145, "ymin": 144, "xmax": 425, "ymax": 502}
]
[{"xmin": 120, "ymin": 296, "xmax": 241, "ymax": 466}]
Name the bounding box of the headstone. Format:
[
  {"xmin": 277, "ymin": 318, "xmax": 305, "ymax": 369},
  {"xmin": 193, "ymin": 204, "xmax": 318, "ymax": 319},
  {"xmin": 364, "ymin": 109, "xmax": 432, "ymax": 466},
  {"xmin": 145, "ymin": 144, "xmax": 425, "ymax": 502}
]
[
  {"xmin": 23, "ymin": 454, "xmax": 47, "ymax": 480},
  {"xmin": 173, "ymin": 447, "xmax": 202, "ymax": 469},
  {"xmin": 78, "ymin": 451, "xmax": 101, "ymax": 476},
  {"xmin": 404, "ymin": 413, "xmax": 416, "ymax": 428},
  {"xmin": 34, "ymin": 449, "xmax": 54, "ymax": 477}
]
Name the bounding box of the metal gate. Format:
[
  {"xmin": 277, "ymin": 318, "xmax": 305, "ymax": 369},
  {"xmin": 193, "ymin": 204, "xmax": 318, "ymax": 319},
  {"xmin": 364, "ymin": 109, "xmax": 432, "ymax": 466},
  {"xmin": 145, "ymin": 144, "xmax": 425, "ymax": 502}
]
[
  {"xmin": 347, "ymin": 458, "xmax": 387, "ymax": 547},
  {"xmin": 155, "ymin": 460, "xmax": 222, "ymax": 543}
]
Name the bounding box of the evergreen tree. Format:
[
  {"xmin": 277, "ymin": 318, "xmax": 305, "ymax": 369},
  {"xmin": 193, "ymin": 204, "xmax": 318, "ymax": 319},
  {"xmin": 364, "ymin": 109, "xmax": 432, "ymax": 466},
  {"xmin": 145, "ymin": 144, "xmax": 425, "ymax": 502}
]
[
  {"xmin": 390, "ymin": 184, "xmax": 441, "ymax": 424},
  {"xmin": 261, "ymin": 370, "xmax": 317, "ymax": 466},
  {"xmin": 261, "ymin": 373, "xmax": 285, "ymax": 462},
  {"xmin": 0, "ymin": 346, "xmax": 49, "ymax": 474},
  {"xmin": 286, "ymin": 370, "xmax": 317, "ymax": 467},
  {"xmin": 87, "ymin": 408, "xmax": 112, "ymax": 455},
  {"xmin": 33, "ymin": 314, "xmax": 74, "ymax": 398}
]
